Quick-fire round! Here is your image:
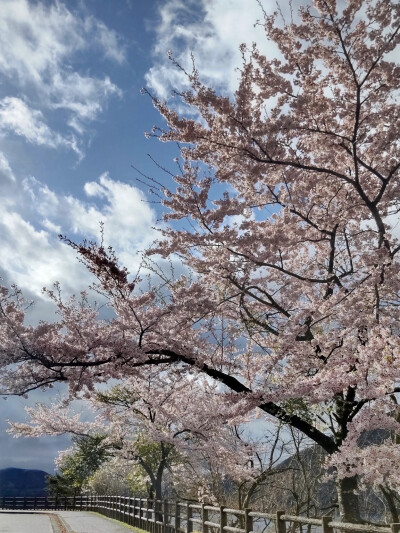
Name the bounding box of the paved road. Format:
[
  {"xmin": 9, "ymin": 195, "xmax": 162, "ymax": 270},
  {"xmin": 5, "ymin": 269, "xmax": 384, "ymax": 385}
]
[
  {"xmin": 0, "ymin": 512, "xmax": 57, "ymax": 532},
  {"xmin": 58, "ymin": 511, "xmax": 136, "ymax": 532},
  {"xmin": 0, "ymin": 510, "xmax": 136, "ymax": 533}
]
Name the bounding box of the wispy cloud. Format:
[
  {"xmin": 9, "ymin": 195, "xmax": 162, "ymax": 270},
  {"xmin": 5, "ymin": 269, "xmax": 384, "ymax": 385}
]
[
  {"xmin": 0, "ymin": 97, "xmax": 81, "ymax": 155},
  {"xmin": 0, "ymin": 152, "xmax": 16, "ymax": 183},
  {"xmin": 146, "ymin": 0, "xmax": 276, "ymax": 99},
  {"xmin": 49, "ymin": 72, "xmax": 121, "ymax": 135},
  {"xmin": 0, "ymin": 0, "xmax": 126, "ymax": 82},
  {"xmin": 0, "ymin": 0, "xmax": 124, "ymax": 153},
  {"xmin": 91, "ymin": 18, "xmax": 127, "ymax": 65}
]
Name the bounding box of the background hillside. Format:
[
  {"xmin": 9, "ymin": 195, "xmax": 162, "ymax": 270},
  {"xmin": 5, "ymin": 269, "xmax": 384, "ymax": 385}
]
[{"xmin": 0, "ymin": 468, "xmax": 48, "ymax": 497}]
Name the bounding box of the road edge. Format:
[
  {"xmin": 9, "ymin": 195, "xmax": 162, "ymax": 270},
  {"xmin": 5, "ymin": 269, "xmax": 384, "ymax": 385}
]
[{"xmin": 51, "ymin": 513, "xmax": 74, "ymax": 533}]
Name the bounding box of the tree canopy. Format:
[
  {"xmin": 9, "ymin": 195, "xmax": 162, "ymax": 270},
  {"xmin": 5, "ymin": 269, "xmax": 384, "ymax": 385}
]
[{"xmin": 1, "ymin": 0, "xmax": 400, "ymax": 522}]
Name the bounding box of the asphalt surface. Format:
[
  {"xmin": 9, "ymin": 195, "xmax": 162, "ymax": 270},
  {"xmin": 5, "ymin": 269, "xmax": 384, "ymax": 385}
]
[
  {"xmin": 0, "ymin": 510, "xmax": 135, "ymax": 532},
  {"xmin": 58, "ymin": 511, "xmax": 136, "ymax": 532},
  {"xmin": 0, "ymin": 512, "xmax": 57, "ymax": 532}
]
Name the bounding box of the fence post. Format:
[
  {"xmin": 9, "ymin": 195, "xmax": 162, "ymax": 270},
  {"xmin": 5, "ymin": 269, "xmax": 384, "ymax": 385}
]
[
  {"xmin": 140, "ymin": 498, "xmax": 149, "ymax": 531},
  {"xmin": 187, "ymin": 503, "xmax": 193, "ymax": 533},
  {"xmin": 276, "ymin": 511, "xmax": 286, "ymax": 533},
  {"xmin": 245, "ymin": 508, "xmax": 253, "ymax": 533},
  {"xmin": 128, "ymin": 497, "xmax": 132, "ymax": 526},
  {"xmin": 220, "ymin": 506, "xmax": 226, "ymax": 533},
  {"xmin": 175, "ymin": 501, "xmax": 181, "ymax": 533},
  {"xmin": 133, "ymin": 496, "xmax": 140, "ymax": 527},
  {"xmin": 322, "ymin": 517, "xmax": 333, "ymax": 533},
  {"xmin": 391, "ymin": 525, "xmax": 400, "ymax": 533},
  {"xmin": 202, "ymin": 503, "xmax": 209, "ymax": 533}
]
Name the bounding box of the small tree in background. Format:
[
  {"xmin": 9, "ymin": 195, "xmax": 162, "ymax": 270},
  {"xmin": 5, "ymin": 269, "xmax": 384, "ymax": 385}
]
[{"xmin": 47, "ymin": 434, "xmax": 110, "ymax": 497}]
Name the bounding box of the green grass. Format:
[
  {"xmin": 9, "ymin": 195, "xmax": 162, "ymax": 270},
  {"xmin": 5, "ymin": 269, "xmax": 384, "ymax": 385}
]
[{"xmin": 88, "ymin": 511, "xmax": 148, "ymax": 532}]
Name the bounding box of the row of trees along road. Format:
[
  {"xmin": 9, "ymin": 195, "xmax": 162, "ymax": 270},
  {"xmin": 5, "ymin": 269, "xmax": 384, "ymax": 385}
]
[
  {"xmin": 2, "ymin": 0, "xmax": 400, "ymax": 523},
  {"xmin": 17, "ymin": 382, "xmax": 400, "ymax": 523}
]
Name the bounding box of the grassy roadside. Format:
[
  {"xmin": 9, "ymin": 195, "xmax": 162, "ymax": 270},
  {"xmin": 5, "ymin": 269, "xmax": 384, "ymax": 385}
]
[{"xmin": 88, "ymin": 511, "xmax": 148, "ymax": 532}]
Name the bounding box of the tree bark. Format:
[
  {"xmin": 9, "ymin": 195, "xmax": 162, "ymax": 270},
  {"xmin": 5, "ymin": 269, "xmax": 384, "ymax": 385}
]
[
  {"xmin": 380, "ymin": 486, "xmax": 399, "ymax": 524},
  {"xmin": 336, "ymin": 476, "xmax": 362, "ymax": 523},
  {"xmin": 154, "ymin": 470, "xmax": 164, "ymax": 523}
]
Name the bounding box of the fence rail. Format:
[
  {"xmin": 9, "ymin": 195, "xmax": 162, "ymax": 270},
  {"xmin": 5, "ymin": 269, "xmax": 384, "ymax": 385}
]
[
  {"xmin": 0, "ymin": 495, "xmax": 92, "ymax": 510},
  {"xmin": 1, "ymin": 496, "xmax": 399, "ymax": 533}
]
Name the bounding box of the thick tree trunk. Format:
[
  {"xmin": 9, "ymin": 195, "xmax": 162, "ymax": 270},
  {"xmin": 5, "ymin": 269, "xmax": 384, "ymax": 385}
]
[
  {"xmin": 154, "ymin": 473, "xmax": 163, "ymax": 523},
  {"xmin": 336, "ymin": 476, "xmax": 362, "ymax": 523},
  {"xmin": 154, "ymin": 477, "xmax": 162, "ymax": 501},
  {"xmin": 380, "ymin": 486, "xmax": 399, "ymax": 524}
]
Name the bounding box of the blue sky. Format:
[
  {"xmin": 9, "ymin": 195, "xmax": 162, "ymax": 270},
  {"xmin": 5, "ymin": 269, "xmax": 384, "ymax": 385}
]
[{"xmin": 0, "ymin": 0, "xmax": 275, "ymax": 472}]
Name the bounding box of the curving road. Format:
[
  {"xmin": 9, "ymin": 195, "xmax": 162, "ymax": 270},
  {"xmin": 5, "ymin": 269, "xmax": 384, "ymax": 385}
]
[
  {"xmin": 0, "ymin": 510, "xmax": 136, "ymax": 532},
  {"xmin": 58, "ymin": 511, "xmax": 137, "ymax": 532}
]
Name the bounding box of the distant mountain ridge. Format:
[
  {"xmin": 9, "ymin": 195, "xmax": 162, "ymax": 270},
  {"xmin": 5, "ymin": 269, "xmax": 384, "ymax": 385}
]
[{"xmin": 0, "ymin": 467, "xmax": 48, "ymax": 497}]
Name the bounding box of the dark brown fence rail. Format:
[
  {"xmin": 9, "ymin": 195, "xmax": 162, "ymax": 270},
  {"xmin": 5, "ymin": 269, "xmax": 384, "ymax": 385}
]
[
  {"xmin": 0, "ymin": 495, "xmax": 91, "ymax": 511},
  {"xmin": 1, "ymin": 496, "xmax": 400, "ymax": 533}
]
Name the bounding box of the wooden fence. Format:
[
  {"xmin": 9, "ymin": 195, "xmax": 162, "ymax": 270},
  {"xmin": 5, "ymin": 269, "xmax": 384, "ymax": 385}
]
[
  {"xmin": 0, "ymin": 495, "xmax": 91, "ymax": 511},
  {"xmin": 1, "ymin": 496, "xmax": 400, "ymax": 533},
  {"xmin": 88, "ymin": 497, "xmax": 400, "ymax": 533}
]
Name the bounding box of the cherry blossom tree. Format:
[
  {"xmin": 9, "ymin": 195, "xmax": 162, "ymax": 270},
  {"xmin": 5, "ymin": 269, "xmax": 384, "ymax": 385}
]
[
  {"xmin": 1, "ymin": 0, "xmax": 400, "ymax": 523},
  {"xmin": 10, "ymin": 374, "xmax": 263, "ymax": 504}
]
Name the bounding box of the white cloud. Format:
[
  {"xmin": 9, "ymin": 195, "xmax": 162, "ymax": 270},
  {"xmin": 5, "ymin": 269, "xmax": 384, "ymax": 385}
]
[
  {"xmin": 0, "ymin": 97, "xmax": 81, "ymax": 155},
  {"xmin": 0, "ymin": 0, "xmax": 124, "ymax": 149},
  {"xmin": 146, "ymin": 0, "xmax": 277, "ymax": 98},
  {"xmin": 0, "ymin": 0, "xmax": 83, "ymax": 84},
  {"xmin": 69, "ymin": 174, "xmax": 158, "ymax": 266},
  {"xmin": 41, "ymin": 218, "xmax": 61, "ymax": 234},
  {"xmin": 91, "ymin": 19, "xmax": 127, "ymax": 64},
  {"xmin": 0, "ymin": 211, "xmax": 89, "ymax": 297},
  {"xmin": 0, "ymin": 152, "xmax": 16, "ymax": 182},
  {"xmin": 0, "ymin": 0, "xmax": 125, "ymax": 82},
  {"xmin": 0, "ymin": 175, "xmax": 158, "ymax": 298},
  {"xmin": 50, "ymin": 72, "xmax": 121, "ymax": 135}
]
